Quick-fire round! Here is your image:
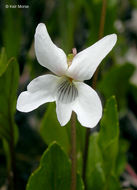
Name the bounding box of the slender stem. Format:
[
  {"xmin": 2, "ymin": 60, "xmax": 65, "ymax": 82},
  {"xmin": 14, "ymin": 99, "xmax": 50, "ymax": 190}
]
[
  {"xmin": 92, "ymin": 0, "xmax": 107, "ymax": 89},
  {"xmin": 71, "ymin": 112, "xmax": 77, "ymax": 190},
  {"xmin": 82, "ymin": 0, "xmax": 107, "ymax": 187},
  {"xmin": 98, "ymin": 0, "xmax": 107, "ymax": 40}
]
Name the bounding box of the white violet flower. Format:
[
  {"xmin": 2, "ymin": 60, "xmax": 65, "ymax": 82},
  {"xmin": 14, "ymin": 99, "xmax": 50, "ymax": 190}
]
[{"xmin": 17, "ymin": 23, "xmax": 117, "ymax": 128}]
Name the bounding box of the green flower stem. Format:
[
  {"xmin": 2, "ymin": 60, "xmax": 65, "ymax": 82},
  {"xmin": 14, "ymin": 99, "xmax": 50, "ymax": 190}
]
[
  {"xmin": 82, "ymin": 0, "xmax": 107, "ymax": 187},
  {"xmin": 71, "ymin": 112, "xmax": 77, "ymax": 190}
]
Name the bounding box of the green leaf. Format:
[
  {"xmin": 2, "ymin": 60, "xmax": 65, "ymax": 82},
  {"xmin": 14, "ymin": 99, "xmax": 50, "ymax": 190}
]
[
  {"xmin": 40, "ymin": 103, "xmax": 86, "ymax": 175},
  {"xmin": 40, "ymin": 103, "xmax": 70, "ymax": 153},
  {"xmin": 26, "ymin": 142, "xmax": 84, "ymax": 190},
  {"xmin": 40, "ymin": 103, "xmax": 86, "ymax": 155},
  {"xmin": 98, "ymin": 63, "xmax": 135, "ymax": 110},
  {"xmin": 0, "ymin": 48, "xmax": 8, "ymax": 76},
  {"xmin": 76, "ymin": 121, "xmax": 86, "ymax": 152},
  {"xmin": 86, "ymin": 133, "xmax": 105, "ymax": 190},
  {"xmin": 3, "ymin": 1, "xmax": 22, "ymax": 58},
  {"xmin": 76, "ymin": 121, "xmax": 86, "ymax": 174},
  {"xmin": 105, "ymin": 175, "xmax": 121, "ymax": 190},
  {"xmin": 86, "ymin": 97, "xmax": 123, "ymax": 190},
  {"xmin": 98, "ymin": 96, "xmax": 119, "ymax": 175},
  {"xmin": 0, "ymin": 50, "xmax": 19, "ymax": 178},
  {"xmin": 0, "ymin": 54, "xmax": 19, "ymax": 144},
  {"xmin": 116, "ymin": 139, "xmax": 129, "ymax": 177}
]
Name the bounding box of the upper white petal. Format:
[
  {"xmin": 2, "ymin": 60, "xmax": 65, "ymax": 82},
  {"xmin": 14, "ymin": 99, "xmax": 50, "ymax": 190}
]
[
  {"xmin": 56, "ymin": 101, "xmax": 73, "ymax": 126},
  {"xmin": 17, "ymin": 74, "xmax": 59, "ymax": 112},
  {"xmin": 73, "ymin": 82, "xmax": 102, "ymax": 128},
  {"xmin": 67, "ymin": 34, "xmax": 117, "ymax": 81},
  {"xmin": 35, "ymin": 23, "xmax": 68, "ymax": 76}
]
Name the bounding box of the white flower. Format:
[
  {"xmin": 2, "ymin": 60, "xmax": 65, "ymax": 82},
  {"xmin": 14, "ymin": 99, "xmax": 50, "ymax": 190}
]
[{"xmin": 17, "ymin": 23, "xmax": 117, "ymax": 128}]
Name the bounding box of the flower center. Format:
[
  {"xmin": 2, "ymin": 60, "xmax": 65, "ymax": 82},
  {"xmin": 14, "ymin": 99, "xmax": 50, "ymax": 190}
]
[{"xmin": 57, "ymin": 78, "xmax": 78, "ymax": 104}]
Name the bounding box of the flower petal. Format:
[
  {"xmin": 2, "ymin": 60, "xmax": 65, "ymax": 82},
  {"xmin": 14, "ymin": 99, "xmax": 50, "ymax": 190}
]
[
  {"xmin": 56, "ymin": 101, "xmax": 72, "ymax": 126},
  {"xmin": 73, "ymin": 82, "xmax": 102, "ymax": 128},
  {"xmin": 35, "ymin": 23, "xmax": 68, "ymax": 76},
  {"xmin": 67, "ymin": 34, "xmax": 117, "ymax": 81},
  {"xmin": 17, "ymin": 74, "xmax": 59, "ymax": 112}
]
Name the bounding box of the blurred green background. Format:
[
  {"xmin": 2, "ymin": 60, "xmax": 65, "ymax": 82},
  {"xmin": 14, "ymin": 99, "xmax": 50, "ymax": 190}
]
[{"xmin": 0, "ymin": 0, "xmax": 137, "ymax": 189}]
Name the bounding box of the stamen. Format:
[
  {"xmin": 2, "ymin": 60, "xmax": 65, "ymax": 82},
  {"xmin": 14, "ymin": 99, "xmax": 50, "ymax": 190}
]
[{"xmin": 57, "ymin": 79, "xmax": 78, "ymax": 104}]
